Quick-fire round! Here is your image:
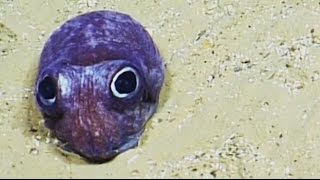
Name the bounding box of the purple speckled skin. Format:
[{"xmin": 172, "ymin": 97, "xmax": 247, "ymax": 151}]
[{"xmin": 35, "ymin": 10, "xmax": 164, "ymax": 163}]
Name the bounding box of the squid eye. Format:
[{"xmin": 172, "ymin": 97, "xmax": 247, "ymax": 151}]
[
  {"xmin": 111, "ymin": 67, "xmax": 139, "ymax": 98},
  {"xmin": 37, "ymin": 76, "xmax": 57, "ymax": 106}
]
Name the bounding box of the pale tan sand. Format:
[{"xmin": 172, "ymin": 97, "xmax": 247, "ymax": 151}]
[{"xmin": 1, "ymin": 0, "xmax": 320, "ymax": 178}]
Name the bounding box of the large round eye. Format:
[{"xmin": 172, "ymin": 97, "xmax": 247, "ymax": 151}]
[
  {"xmin": 111, "ymin": 67, "xmax": 139, "ymax": 98},
  {"xmin": 37, "ymin": 76, "xmax": 57, "ymax": 106}
]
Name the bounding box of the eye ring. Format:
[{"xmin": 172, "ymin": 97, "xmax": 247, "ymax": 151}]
[
  {"xmin": 37, "ymin": 75, "xmax": 57, "ymax": 106},
  {"xmin": 110, "ymin": 66, "xmax": 139, "ymax": 98}
]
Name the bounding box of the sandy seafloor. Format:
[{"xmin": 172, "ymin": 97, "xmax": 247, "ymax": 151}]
[{"xmin": 1, "ymin": 0, "xmax": 320, "ymax": 178}]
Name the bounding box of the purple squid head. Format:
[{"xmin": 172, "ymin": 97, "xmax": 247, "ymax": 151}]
[{"xmin": 35, "ymin": 59, "xmax": 157, "ymax": 162}]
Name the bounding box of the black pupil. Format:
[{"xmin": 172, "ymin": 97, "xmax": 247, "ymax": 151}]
[
  {"xmin": 115, "ymin": 71, "xmax": 137, "ymax": 94},
  {"xmin": 39, "ymin": 76, "xmax": 56, "ymax": 99}
]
